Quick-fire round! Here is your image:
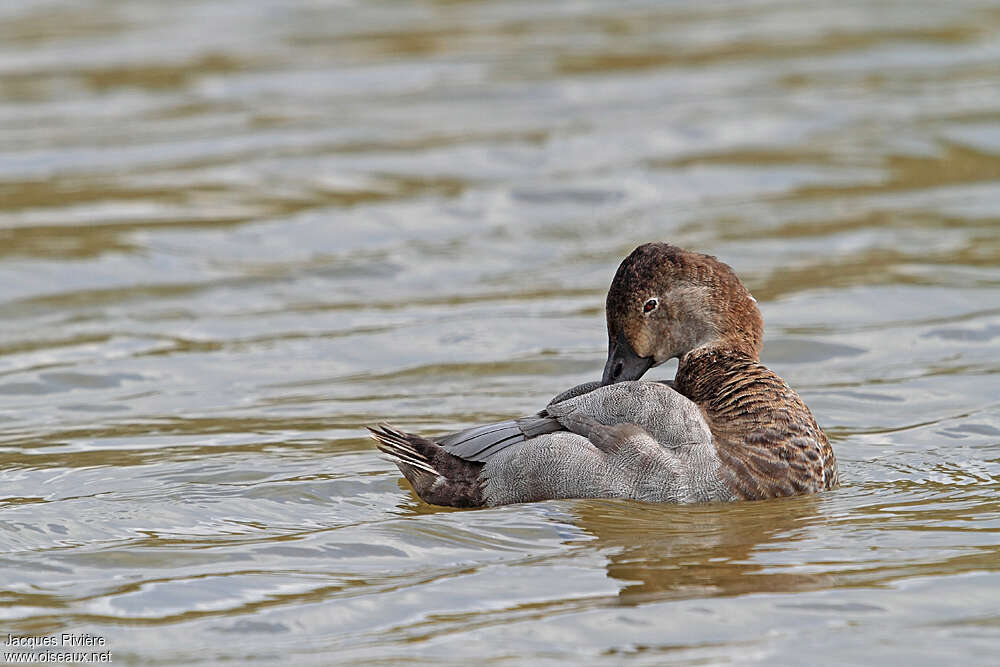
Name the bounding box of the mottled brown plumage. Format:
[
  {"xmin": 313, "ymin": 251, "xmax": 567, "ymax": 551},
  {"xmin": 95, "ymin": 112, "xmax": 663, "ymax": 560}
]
[{"xmin": 674, "ymin": 348, "xmax": 839, "ymax": 499}]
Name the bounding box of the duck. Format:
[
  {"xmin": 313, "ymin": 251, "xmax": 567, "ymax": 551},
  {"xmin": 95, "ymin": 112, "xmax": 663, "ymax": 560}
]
[{"xmin": 368, "ymin": 242, "xmax": 839, "ymax": 507}]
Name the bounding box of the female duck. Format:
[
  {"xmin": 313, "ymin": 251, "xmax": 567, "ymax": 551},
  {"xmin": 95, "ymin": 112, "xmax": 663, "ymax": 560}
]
[{"xmin": 369, "ymin": 243, "xmax": 839, "ymax": 507}]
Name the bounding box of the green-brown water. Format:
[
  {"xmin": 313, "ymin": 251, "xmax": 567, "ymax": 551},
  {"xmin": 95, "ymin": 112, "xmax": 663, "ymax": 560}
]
[{"xmin": 2, "ymin": 1, "xmax": 1000, "ymax": 664}]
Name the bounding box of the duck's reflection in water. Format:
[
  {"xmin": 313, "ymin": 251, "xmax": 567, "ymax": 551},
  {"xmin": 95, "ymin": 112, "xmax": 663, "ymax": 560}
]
[
  {"xmin": 390, "ymin": 483, "xmax": 835, "ymax": 604},
  {"xmin": 567, "ymin": 495, "xmax": 830, "ymax": 603}
]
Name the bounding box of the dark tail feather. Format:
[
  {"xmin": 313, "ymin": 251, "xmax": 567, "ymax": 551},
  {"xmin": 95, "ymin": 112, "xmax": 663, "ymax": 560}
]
[
  {"xmin": 367, "ymin": 424, "xmax": 486, "ymax": 508},
  {"xmin": 368, "ymin": 424, "xmax": 439, "ymax": 478}
]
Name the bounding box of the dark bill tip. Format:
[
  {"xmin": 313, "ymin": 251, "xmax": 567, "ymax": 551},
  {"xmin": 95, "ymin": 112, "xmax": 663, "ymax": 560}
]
[{"xmin": 601, "ymin": 332, "xmax": 655, "ymax": 385}]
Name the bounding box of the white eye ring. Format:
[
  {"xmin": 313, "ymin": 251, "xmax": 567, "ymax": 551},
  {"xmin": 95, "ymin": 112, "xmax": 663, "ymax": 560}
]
[{"xmin": 642, "ymin": 298, "xmax": 658, "ymax": 314}]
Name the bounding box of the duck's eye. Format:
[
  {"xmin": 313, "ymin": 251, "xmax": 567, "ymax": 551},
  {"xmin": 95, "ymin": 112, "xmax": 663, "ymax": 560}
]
[{"xmin": 642, "ymin": 298, "xmax": 658, "ymax": 314}]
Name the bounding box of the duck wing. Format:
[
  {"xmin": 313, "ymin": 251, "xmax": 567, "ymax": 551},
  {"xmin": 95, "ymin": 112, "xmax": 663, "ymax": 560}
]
[
  {"xmin": 438, "ymin": 380, "xmax": 700, "ymax": 464},
  {"xmin": 435, "ymin": 380, "xmax": 605, "ymax": 462},
  {"xmin": 479, "ymin": 381, "xmax": 730, "ymax": 505},
  {"xmin": 547, "ymin": 380, "xmax": 603, "ymax": 406},
  {"xmin": 437, "ymin": 414, "xmax": 563, "ymax": 462},
  {"xmin": 544, "ymin": 380, "xmax": 711, "ymax": 450}
]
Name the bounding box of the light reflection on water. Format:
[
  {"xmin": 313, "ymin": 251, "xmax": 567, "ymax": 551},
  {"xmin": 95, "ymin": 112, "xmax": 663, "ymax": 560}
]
[{"xmin": 1, "ymin": 0, "xmax": 999, "ymax": 664}]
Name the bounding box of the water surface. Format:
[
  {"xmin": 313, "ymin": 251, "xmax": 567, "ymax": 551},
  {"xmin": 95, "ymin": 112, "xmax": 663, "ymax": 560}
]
[{"xmin": 1, "ymin": 1, "xmax": 999, "ymax": 664}]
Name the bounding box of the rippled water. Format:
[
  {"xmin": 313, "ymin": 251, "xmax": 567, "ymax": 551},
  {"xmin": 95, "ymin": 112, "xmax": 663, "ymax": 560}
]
[{"xmin": 2, "ymin": 0, "xmax": 1000, "ymax": 664}]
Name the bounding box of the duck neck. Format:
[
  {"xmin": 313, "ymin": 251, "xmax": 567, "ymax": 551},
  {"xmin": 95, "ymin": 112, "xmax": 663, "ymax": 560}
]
[{"xmin": 673, "ymin": 345, "xmax": 762, "ymax": 407}]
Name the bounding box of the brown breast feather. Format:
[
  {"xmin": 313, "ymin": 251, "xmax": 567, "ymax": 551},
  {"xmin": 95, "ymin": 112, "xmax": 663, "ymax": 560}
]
[{"xmin": 675, "ymin": 349, "xmax": 839, "ymax": 500}]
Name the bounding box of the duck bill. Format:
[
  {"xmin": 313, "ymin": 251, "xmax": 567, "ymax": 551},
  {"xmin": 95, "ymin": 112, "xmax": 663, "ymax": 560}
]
[{"xmin": 601, "ymin": 332, "xmax": 654, "ymax": 385}]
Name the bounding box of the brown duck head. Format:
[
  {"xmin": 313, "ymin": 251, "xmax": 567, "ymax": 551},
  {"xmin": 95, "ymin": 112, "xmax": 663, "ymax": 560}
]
[{"xmin": 602, "ymin": 243, "xmax": 763, "ymax": 385}]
